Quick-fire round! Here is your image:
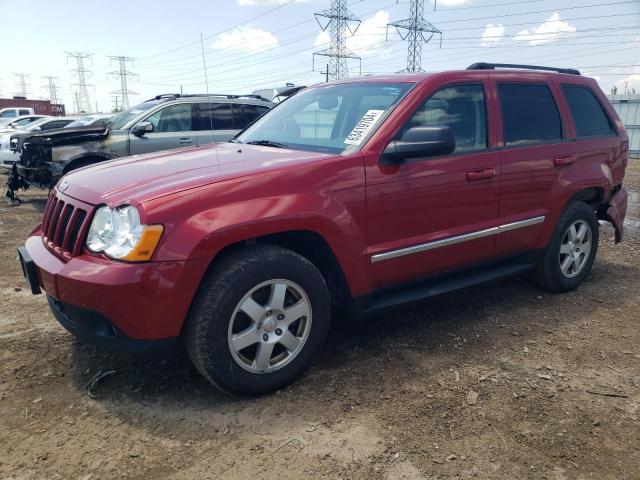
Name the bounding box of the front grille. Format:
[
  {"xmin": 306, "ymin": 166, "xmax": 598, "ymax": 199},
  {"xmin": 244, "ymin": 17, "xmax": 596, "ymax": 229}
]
[{"xmin": 41, "ymin": 193, "xmax": 91, "ymax": 259}]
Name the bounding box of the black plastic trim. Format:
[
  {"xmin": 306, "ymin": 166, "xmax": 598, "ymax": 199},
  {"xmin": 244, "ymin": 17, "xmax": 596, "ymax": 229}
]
[{"xmin": 352, "ymin": 252, "xmax": 540, "ymax": 318}]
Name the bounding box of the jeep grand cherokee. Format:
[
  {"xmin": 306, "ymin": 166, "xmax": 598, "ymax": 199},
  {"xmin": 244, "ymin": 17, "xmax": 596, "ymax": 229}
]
[{"xmin": 19, "ymin": 63, "xmax": 629, "ymax": 395}]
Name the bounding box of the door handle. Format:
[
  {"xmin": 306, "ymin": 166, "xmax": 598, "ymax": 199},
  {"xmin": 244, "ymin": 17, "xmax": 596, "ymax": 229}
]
[
  {"xmin": 553, "ymin": 155, "xmax": 577, "ymax": 167},
  {"xmin": 179, "ymin": 138, "xmax": 194, "ymax": 144},
  {"xmin": 466, "ymin": 168, "xmax": 496, "ymax": 181}
]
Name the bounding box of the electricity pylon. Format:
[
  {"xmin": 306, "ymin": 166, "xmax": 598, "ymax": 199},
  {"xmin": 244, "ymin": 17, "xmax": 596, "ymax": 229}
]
[
  {"xmin": 387, "ymin": 0, "xmax": 442, "ymax": 72},
  {"xmin": 108, "ymin": 56, "xmax": 138, "ymax": 110},
  {"xmin": 66, "ymin": 51, "xmax": 94, "ymax": 113},
  {"xmin": 313, "ymin": 0, "xmax": 361, "ymax": 81}
]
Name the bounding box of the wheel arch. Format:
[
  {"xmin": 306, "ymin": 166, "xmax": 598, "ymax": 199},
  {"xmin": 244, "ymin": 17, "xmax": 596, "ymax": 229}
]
[{"xmin": 196, "ymin": 230, "xmax": 353, "ymax": 309}]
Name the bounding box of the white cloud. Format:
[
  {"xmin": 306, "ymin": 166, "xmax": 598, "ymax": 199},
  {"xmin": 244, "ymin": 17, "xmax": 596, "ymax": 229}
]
[
  {"xmin": 515, "ymin": 13, "xmax": 576, "ymax": 46},
  {"xmin": 238, "ymin": 0, "xmax": 305, "ymax": 5},
  {"xmin": 313, "ymin": 10, "xmax": 392, "ymax": 60},
  {"xmin": 481, "ymin": 24, "xmax": 505, "ymax": 47},
  {"xmin": 212, "ymin": 27, "xmax": 278, "ymax": 54}
]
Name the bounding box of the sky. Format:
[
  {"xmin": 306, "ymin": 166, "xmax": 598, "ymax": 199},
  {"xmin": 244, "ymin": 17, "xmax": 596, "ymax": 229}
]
[{"xmin": 0, "ymin": 0, "xmax": 639, "ymax": 114}]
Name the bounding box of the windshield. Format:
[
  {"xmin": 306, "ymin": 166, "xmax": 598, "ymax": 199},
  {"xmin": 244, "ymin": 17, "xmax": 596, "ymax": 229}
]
[
  {"xmin": 109, "ymin": 100, "xmax": 162, "ymax": 130},
  {"xmin": 24, "ymin": 118, "xmax": 50, "ymax": 130},
  {"xmin": 236, "ymin": 82, "xmax": 413, "ymax": 154}
]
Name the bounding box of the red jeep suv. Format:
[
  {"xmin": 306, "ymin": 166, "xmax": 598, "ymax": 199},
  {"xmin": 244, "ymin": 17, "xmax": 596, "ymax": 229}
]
[{"xmin": 19, "ymin": 63, "xmax": 629, "ymax": 395}]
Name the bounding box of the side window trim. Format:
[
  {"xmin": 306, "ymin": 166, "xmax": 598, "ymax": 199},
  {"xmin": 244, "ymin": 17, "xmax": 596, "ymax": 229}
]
[
  {"xmin": 396, "ymin": 82, "xmax": 489, "ymax": 157},
  {"xmin": 497, "ymin": 81, "xmax": 565, "ymax": 148}
]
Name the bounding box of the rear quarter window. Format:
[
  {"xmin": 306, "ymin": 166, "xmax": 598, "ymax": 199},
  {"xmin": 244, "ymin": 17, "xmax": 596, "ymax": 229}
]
[
  {"xmin": 562, "ymin": 85, "xmax": 615, "ymax": 137},
  {"xmin": 498, "ymin": 83, "xmax": 563, "ymax": 146}
]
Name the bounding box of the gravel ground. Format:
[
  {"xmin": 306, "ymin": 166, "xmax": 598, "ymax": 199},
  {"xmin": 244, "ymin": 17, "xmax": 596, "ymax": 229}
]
[{"xmin": 0, "ymin": 164, "xmax": 639, "ymax": 480}]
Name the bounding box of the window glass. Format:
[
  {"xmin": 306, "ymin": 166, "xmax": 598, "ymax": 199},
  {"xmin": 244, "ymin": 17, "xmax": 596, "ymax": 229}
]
[
  {"xmin": 1, "ymin": 111, "xmax": 16, "ymax": 118},
  {"xmin": 562, "ymin": 85, "xmax": 614, "ymax": 137},
  {"xmin": 406, "ymin": 84, "xmax": 487, "ymax": 153},
  {"xmin": 236, "ymin": 104, "xmax": 269, "ymax": 127},
  {"xmin": 145, "ymin": 103, "xmax": 193, "ymax": 132},
  {"xmin": 19, "ymin": 109, "xmax": 30, "ymax": 115},
  {"xmin": 198, "ymin": 103, "xmax": 235, "ymax": 130},
  {"xmin": 110, "ymin": 100, "xmax": 161, "ymax": 130},
  {"xmin": 12, "ymin": 118, "xmax": 35, "ymax": 127},
  {"xmin": 236, "ymin": 83, "xmax": 412, "ymax": 154},
  {"xmin": 498, "ymin": 83, "xmax": 562, "ymax": 145}
]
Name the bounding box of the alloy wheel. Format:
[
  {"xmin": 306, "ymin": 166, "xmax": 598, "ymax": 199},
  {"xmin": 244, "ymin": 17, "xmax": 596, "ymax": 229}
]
[
  {"xmin": 227, "ymin": 279, "xmax": 312, "ymax": 374},
  {"xmin": 559, "ymin": 219, "xmax": 592, "ymax": 278}
]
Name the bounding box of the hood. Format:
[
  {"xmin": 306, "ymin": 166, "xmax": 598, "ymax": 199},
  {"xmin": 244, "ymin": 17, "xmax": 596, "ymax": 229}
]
[
  {"xmin": 21, "ymin": 125, "xmax": 108, "ymax": 149},
  {"xmin": 59, "ymin": 142, "xmax": 336, "ymax": 206}
]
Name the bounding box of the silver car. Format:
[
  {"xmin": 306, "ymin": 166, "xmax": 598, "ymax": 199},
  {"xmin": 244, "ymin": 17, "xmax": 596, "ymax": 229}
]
[{"xmin": 15, "ymin": 93, "xmax": 273, "ymax": 185}]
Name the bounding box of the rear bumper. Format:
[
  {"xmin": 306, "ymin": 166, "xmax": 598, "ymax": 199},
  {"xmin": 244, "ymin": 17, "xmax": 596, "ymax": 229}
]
[
  {"xmin": 605, "ymin": 185, "xmax": 628, "ymax": 243},
  {"xmin": 22, "ymin": 233, "xmax": 206, "ymax": 347}
]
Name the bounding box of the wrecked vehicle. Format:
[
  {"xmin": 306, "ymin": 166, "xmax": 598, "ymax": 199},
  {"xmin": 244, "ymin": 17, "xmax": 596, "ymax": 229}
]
[
  {"xmin": 19, "ymin": 64, "xmax": 629, "ymax": 395},
  {"xmin": 14, "ymin": 93, "xmax": 273, "ymax": 185}
]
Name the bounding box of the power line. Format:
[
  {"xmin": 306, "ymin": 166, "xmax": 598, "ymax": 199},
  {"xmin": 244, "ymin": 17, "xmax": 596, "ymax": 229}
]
[
  {"xmin": 108, "ymin": 56, "xmax": 138, "ymax": 110},
  {"xmin": 66, "ymin": 51, "xmax": 94, "ymax": 113},
  {"xmin": 387, "ymin": 0, "xmax": 442, "ymax": 72},
  {"xmin": 13, "ymin": 73, "xmax": 31, "ymax": 97},
  {"xmin": 139, "ymin": 0, "xmax": 299, "ymax": 61}
]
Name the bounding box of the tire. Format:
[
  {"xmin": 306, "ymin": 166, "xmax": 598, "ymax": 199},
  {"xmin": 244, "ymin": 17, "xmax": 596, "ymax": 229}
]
[
  {"xmin": 184, "ymin": 244, "xmax": 331, "ymax": 396},
  {"xmin": 534, "ymin": 201, "xmax": 599, "ymax": 293}
]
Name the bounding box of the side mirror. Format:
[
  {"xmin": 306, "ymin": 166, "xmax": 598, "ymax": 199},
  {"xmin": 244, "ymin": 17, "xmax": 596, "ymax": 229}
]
[
  {"xmin": 132, "ymin": 121, "xmax": 154, "ymax": 136},
  {"xmin": 383, "ymin": 126, "xmax": 455, "ymax": 162}
]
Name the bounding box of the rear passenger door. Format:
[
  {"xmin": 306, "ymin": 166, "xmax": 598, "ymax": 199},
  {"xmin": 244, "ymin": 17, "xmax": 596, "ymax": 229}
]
[
  {"xmin": 493, "ymin": 80, "xmax": 574, "ymax": 258},
  {"xmin": 129, "ymin": 103, "xmax": 197, "ymax": 154},
  {"xmin": 196, "ymin": 102, "xmax": 238, "ymax": 145}
]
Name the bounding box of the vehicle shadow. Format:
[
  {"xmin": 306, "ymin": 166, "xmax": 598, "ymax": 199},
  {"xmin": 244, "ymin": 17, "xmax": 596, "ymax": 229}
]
[{"xmin": 65, "ymin": 258, "xmax": 637, "ymax": 440}]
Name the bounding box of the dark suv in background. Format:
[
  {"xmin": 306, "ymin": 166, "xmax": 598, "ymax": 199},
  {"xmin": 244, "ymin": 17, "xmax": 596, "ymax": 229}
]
[{"xmin": 14, "ymin": 93, "xmax": 273, "ymax": 185}]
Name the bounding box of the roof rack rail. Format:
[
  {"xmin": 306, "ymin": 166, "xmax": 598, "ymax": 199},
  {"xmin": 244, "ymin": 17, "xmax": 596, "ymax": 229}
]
[
  {"xmin": 145, "ymin": 93, "xmax": 272, "ymax": 102},
  {"xmin": 467, "ymin": 62, "xmax": 580, "ymax": 75}
]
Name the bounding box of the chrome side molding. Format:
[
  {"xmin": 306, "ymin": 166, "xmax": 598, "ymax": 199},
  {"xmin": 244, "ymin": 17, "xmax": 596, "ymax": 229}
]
[{"xmin": 371, "ymin": 216, "xmax": 545, "ymax": 263}]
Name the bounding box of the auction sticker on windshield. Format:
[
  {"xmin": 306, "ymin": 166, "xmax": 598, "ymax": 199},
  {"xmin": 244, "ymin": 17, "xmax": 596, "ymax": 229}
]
[{"xmin": 344, "ymin": 110, "xmax": 385, "ymax": 146}]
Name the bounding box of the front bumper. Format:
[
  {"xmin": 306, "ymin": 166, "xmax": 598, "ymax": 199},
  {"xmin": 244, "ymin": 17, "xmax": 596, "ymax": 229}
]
[
  {"xmin": 21, "ymin": 233, "xmax": 207, "ymax": 353},
  {"xmin": 47, "ymin": 296, "xmax": 178, "ymax": 357}
]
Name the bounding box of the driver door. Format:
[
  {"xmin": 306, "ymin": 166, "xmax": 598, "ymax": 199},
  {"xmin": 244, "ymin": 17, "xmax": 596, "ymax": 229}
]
[
  {"xmin": 129, "ymin": 103, "xmax": 197, "ymax": 155},
  {"xmin": 365, "ymin": 82, "xmax": 500, "ymax": 290}
]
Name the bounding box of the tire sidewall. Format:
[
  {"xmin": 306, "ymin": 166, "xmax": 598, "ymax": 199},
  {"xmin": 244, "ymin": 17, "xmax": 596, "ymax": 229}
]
[
  {"xmin": 194, "ymin": 251, "xmax": 331, "ymax": 395},
  {"xmin": 544, "ymin": 202, "xmax": 599, "ymax": 291}
]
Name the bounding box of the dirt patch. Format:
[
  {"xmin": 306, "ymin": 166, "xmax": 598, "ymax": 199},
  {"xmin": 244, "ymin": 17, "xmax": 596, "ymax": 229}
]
[{"xmin": 1, "ymin": 165, "xmax": 639, "ymax": 479}]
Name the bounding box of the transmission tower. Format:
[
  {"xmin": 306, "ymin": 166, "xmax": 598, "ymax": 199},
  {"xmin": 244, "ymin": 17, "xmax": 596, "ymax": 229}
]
[
  {"xmin": 107, "ymin": 56, "xmax": 138, "ymax": 110},
  {"xmin": 13, "ymin": 73, "xmax": 31, "ymax": 97},
  {"xmin": 41, "ymin": 76, "xmax": 62, "ymax": 106},
  {"xmin": 66, "ymin": 51, "xmax": 94, "ymax": 113},
  {"xmin": 313, "ymin": 0, "xmax": 361, "ymax": 81},
  {"xmin": 387, "ymin": 0, "xmax": 442, "ymax": 72}
]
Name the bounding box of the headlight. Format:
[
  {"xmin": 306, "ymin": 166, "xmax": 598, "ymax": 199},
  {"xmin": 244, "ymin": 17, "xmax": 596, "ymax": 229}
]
[{"xmin": 86, "ymin": 205, "xmax": 163, "ymax": 261}]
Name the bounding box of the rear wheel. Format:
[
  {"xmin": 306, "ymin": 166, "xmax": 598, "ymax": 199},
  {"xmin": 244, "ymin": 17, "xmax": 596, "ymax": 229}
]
[
  {"xmin": 185, "ymin": 245, "xmax": 331, "ymax": 395},
  {"xmin": 534, "ymin": 201, "xmax": 599, "ymax": 292}
]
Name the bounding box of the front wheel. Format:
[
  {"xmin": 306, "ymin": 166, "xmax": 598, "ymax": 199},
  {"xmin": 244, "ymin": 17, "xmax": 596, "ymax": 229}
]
[
  {"xmin": 185, "ymin": 245, "xmax": 331, "ymax": 395},
  {"xmin": 534, "ymin": 201, "xmax": 599, "ymax": 293}
]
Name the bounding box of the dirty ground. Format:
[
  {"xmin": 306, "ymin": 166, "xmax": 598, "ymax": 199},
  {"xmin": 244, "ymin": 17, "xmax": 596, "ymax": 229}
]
[{"xmin": 1, "ymin": 164, "xmax": 639, "ymax": 480}]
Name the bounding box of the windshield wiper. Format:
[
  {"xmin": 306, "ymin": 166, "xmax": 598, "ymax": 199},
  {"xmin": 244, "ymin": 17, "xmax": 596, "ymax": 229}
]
[{"xmin": 245, "ymin": 140, "xmax": 289, "ymax": 149}]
